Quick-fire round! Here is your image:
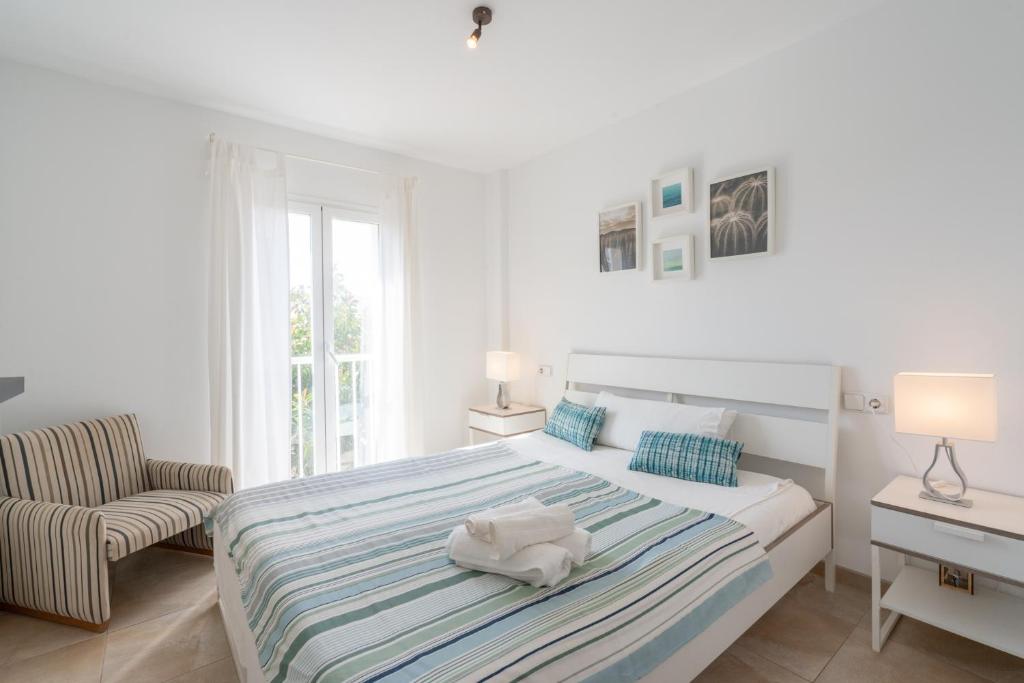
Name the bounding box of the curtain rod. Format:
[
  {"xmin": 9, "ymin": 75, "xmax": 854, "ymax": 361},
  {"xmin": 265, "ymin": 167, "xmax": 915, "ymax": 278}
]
[{"xmin": 208, "ymin": 132, "xmax": 383, "ymax": 176}]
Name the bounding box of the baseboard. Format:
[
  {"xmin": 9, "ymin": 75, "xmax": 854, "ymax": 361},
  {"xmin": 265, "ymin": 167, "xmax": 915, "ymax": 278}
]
[{"xmin": 0, "ymin": 603, "xmax": 109, "ymax": 632}]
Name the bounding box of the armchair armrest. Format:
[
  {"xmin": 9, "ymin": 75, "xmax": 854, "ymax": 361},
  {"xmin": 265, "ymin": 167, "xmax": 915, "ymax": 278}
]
[
  {"xmin": 147, "ymin": 459, "xmax": 234, "ymax": 494},
  {"xmin": 0, "ymin": 496, "xmax": 110, "ymax": 626}
]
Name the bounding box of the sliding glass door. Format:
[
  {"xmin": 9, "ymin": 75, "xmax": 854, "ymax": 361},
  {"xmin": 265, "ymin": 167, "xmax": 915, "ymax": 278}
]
[{"xmin": 288, "ymin": 202, "xmax": 380, "ymax": 478}]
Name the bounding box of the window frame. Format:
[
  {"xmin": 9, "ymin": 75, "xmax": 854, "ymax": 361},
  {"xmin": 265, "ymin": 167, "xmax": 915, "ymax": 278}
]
[{"xmin": 289, "ymin": 195, "xmax": 381, "ymax": 476}]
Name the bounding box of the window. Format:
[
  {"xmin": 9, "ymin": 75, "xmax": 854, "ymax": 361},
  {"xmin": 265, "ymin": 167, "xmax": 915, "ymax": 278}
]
[{"xmin": 288, "ymin": 202, "xmax": 380, "ymax": 478}]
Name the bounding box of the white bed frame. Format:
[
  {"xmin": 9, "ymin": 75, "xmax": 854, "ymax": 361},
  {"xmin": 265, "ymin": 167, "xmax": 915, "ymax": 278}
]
[
  {"xmin": 215, "ymin": 352, "xmax": 841, "ymax": 683},
  {"xmin": 563, "ymin": 352, "xmax": 841, "ymax": 681}
]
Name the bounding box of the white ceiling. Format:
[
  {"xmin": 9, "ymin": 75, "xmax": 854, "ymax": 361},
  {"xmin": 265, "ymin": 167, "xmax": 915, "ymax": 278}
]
[{"xmin": 0, "ymin": 1, "xmax": 882, "ymax": 172}]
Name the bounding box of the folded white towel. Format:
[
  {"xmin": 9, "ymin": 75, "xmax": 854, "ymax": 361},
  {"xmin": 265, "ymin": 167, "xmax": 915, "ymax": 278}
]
[
  {"xmin": 552, "ymin": 528, "xmax": 592, "ymax": 567},
  {"xmin": 447, "ymin": 527, "xmax": 572, "ymax": 587},
  {"xmin": 465, "ymin": 497, "xmax": 544, "ymax": 543},
  {"xmin": 464, "ymin": 497, "xmax": 578, "ymax": 561}
]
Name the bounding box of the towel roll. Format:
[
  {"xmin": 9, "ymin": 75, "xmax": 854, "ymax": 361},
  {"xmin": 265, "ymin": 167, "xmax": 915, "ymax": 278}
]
[
  {"xmin": 465, "ymin": 497, "xmax": 543, "ymax": 543},
  {"xmin": 487, "ymin": 503, "xmax": 576, "ymax": 561},
  {"xmin": 447, "ymin": 527, "xmax": 572, "ymax": 588},
  {"xmin": 551, "ymin": 528, "xmax": 592, "ymax": 567}
]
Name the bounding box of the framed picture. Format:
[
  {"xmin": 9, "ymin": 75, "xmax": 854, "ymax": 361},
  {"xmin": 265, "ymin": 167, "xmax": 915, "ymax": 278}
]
[
  {"xmin": 938, "ymin": 564, "xmax": 974, "ymax": 595},
  {"xmin": 651, "ymin": 235, "xmax": 694, "ymax": 281},
  {"xmin": 651, "ymin": 168, "xmax": 694, "ymax": 217},
  {"xmin": 598, "ymin": 202, "xmax": 642, "ymax": 273},
  {"xmin": 708, "ymin": 167, "xmax": 775, "ymax": 260}
]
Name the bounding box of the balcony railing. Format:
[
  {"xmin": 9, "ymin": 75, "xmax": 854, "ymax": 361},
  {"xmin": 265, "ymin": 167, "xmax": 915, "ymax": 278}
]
[{"xmin": 291, "ymin": 354, "xmax": 370, "ymax": 478}]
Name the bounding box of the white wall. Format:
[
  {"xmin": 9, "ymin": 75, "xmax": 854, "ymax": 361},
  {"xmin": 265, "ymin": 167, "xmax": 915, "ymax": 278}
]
[
  {"xmin": 505, "ymin": 0, "xmax": 1024, "ymax": 575},
  {"xmin": 0, "ymin": 59, "xmax": 488, "ymax": 462}
]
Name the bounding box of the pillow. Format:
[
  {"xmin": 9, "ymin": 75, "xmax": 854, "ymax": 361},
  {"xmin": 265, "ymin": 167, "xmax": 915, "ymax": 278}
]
[
  {"xmin": 629, "ymin": 431, "xmax": 744, "ymax": 487},
  {"xmin": 543, "ymin": 399, "xmax": 606, "ymax": 451},
  {"xmin": 720, "ymin": 409, "xmax": 739, "ymax": 437},
  {"xmin": 594, "ymin": 391, "xmax": 729, "ymax": 451},
  {"xmin": 563, "ymin": 389, "xmax": 598, "ymax": 408}
]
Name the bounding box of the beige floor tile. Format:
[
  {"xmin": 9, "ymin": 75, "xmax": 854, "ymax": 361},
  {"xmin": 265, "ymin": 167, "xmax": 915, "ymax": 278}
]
[
  {"xmin": 165, "ymin": 657, "xmax": 240, "ymax": 683},
  {"xmin": 818, "ymin": 625, "xmax": 990, "ymax": 683},
  {"xmin": 783, "ymin": 569, "xmax": 871, "ymax": 627},
  {"xmin": 863, "ymin": 615, "xmax": 1024, "ymax": 683},
  {"xmin": 109, "ymin": 553, "xmax": 218, "ymax": 632},
  {"xmin": 0, "ymin": 609, "xmax": 104, "ymax": 665},
  {"xmin": 101, "ymin": 599, "xmax": 230, "ymax": 683},
  {"xmin": 695, "ymin": 642, "xmax": 810, "ymax": 683},
  {"xmin": 0, "ymin": 636, "xmax": 106, "ymax": 683},
  {"xmin": 735, "ymin": 588, "xmax": 861, "ymax": 680}
]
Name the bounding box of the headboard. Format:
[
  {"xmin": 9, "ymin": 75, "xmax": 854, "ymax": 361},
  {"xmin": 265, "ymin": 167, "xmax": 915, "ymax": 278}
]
[{"xmin": 564, "ymin": 353, "xmax": 841, "ymax": 504}]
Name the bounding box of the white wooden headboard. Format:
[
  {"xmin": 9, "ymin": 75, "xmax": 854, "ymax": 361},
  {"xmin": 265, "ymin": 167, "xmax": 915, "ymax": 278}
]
[{"xmin": 565, "ymin": 353, "xmax": 841, "ymax": 504}]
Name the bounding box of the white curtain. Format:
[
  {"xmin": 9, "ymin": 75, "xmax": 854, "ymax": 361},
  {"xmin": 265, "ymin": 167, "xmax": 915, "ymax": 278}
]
[
  {"xmin": 366, "ymin": 177, "xmax": 423, "ymax": 464},
  {"xmin": 207, "ymin": 139, "xmax": 291, "ymax": 489}
]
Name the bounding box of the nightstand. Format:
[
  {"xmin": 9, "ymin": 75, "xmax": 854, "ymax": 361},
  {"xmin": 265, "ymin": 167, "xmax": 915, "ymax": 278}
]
[
  {"xmin": 467, "ymin": 403, "xmax": 546, "ymax": 446},
  {"xmin": 870, "ymin": 475, "xmax": 1024, "ymax": 657}
]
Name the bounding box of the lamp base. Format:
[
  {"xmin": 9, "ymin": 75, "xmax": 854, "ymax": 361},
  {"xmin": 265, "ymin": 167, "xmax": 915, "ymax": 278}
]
[
  {"xmin": 919, "ymin": 437, "xmax": 972, "ymax": 507},
  {"xmin": 495, "ymin": 382, "xmax": 510, "ymax": 410},
  {"xmin": 918, "ymin": 491, "xmax": 973, "ymax": 508}
]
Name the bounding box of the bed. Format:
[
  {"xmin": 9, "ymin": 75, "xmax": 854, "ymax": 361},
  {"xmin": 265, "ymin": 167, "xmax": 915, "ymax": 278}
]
[{"xmin": 214, "ymin": 353, "xmax": 840, "ymax": 682}]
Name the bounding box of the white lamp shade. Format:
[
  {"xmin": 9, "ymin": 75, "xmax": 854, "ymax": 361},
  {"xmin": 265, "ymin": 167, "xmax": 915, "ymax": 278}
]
[
  {"xmin": 486, "ymin": 351, "xmax": 520, "ymax": 382},
  {"xmin": 893, "ymin": 372, "xmax": 997, "ymax": 442}
]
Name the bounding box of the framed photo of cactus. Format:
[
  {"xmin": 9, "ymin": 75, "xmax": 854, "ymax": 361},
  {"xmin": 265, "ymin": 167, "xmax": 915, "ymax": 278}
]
[{"xmin": 708, "ymin": 167, "xmax": 775, "ymax": 260}]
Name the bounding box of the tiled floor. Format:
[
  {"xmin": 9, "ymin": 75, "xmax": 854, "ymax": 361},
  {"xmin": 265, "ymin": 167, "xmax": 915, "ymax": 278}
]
[{"xmin": 1, "ymin": 548, "xmax": 1021, "ymax": 682}]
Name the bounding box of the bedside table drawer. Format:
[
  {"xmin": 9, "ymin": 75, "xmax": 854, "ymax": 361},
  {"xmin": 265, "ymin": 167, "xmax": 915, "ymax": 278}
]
[
  {"xmin": 872, "ymin": 505, "xmax": 1024, "ymax": 582},
  {"xmin": 468, "ymin": 409, "xmax": 545, "ymax": 436}
]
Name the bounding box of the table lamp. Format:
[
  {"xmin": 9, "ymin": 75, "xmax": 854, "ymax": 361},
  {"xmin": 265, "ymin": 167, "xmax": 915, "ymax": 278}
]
[
  {"xmin": 486, "ymin": 351, "xmax": 520, "ymax": 409},
  {"xmin": 893, "ymin": 372, "xmax": 997, "ymax": 508}
]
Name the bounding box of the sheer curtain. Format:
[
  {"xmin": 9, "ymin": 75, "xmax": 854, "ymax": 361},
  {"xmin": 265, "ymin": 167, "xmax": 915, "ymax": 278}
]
[
  {"xmin": 366, "ymin": 177, "xmax": 423, "ymax": 465},
  {"xmin": 207, "ymin": 139, "xmax": 291, "ymax": 489}
]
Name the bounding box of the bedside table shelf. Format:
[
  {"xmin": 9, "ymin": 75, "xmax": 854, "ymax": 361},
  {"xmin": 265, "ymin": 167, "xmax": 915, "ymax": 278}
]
[{"xmin": 880, "ymin": 565, "xmax": 1024, "ymax": 659}]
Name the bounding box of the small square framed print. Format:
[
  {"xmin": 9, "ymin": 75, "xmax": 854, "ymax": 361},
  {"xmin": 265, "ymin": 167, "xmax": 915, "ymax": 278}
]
[
  {"xmin": 938, "ymin": 564, "xmax": 974, "ymax": 595},
  {"xmin": 651, "ymin": 234, "xmax": 694, "ymax": 281},
  {"xmin": 651, "ymin": 168, "xmax": 694, "ymax": 217}
]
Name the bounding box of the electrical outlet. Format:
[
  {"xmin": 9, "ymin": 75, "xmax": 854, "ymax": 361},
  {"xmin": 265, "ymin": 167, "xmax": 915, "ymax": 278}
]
[
  {"xmin": 865, "ymin": 395, "xmax": 890, "ymax": 414},
  {"xmin": 537, "ymin": 365, "xmax": 553, "ymax": 378}
]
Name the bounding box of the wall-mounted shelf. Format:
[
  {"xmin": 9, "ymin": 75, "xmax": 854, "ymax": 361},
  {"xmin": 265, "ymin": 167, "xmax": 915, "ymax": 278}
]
[{"xmin": 0, "ymin": 377, "xmax": 25, "ymax": 404}]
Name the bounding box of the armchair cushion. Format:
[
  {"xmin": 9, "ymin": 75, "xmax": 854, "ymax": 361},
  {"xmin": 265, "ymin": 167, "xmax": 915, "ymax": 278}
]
[
  {"xmin": 101, "ymin": 489, "xmax": 227, "ymax": 561},
  {"xmin": 146, "ymin": 459, "xmax": 233, "ymax": 494}
]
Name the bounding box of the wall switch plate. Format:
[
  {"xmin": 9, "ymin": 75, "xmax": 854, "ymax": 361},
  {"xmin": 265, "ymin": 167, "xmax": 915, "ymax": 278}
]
[
  {"xmin": 843, "ymin": 393, "xmax": 865, "ymax": 411},
  {"xmin": 537, "ymin": 365, "xmax": 553, "ymax": 377}
]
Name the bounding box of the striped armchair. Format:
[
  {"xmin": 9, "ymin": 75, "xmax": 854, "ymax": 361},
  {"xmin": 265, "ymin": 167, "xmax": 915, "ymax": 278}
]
[{"xmin": 0, "ymin": 414, "xmax": 232, "ymax": 631}]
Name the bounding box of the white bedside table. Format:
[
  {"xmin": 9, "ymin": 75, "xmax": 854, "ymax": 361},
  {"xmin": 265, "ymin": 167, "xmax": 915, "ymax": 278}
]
[
  {"xmin": 870, "ymin": 475, "xmax": 1024, "ymax": 657},
  {"xmin": 467, "ymin": 403, "xmax": 546, "ymax": 446}
]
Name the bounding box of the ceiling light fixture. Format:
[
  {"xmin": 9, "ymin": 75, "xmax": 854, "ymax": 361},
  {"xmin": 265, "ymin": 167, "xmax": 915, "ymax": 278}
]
[{"xmin": 466, "ymin": 6, "xmax": 492, "ymax": 49}]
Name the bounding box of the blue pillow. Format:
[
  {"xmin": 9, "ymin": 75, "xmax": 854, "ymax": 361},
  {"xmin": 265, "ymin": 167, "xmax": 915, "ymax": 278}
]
[
  {"xmin": 544, "ymin": 399, "xmax": 607, "ymax": 451},
  {"xmin": 629, "ymin": 431, "xmax": 743, "ymax": 487}
]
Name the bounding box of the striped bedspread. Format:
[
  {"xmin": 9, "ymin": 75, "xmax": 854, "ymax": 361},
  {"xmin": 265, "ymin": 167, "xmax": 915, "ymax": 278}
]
[{"xmin": 213, "ymin": 443, "xmax": 771, "ymax": 683}]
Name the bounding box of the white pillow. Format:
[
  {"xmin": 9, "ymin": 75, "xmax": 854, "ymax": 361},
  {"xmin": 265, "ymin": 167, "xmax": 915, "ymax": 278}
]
[
  {"xmin": 564, "ymin": 389, "xmax": 598, "ymax": 408},
  {"xmin": 594, "ymin": 391, "xmax": 730, "ymax": 451}
]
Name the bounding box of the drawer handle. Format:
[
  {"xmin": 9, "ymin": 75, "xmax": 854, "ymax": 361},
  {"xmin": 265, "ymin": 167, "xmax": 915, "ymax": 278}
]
[{"xmin": 933, "ymin": 521, "xmax": 986, "ymax": 542}]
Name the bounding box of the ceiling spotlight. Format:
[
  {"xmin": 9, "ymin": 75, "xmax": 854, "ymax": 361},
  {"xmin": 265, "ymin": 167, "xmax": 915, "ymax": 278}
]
[{"xmin": 466, "ymin": 6, "xmax": 492, "ymax": 49}]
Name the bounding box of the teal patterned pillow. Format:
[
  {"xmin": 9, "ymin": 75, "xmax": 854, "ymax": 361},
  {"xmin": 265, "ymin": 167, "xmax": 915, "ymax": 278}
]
[
  {"xmin": 544, "ymin": 399, "xmax": 607, "ymax": 451},
  {"xmin": 629, "ymin": 431, "xmax": 743, "ymax": 487}
]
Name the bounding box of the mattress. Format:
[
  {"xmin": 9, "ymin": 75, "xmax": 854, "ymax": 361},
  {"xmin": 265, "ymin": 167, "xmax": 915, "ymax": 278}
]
[{"xmin": 504, "ymin": 431, "xmax": 817, "ymax": 547}]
